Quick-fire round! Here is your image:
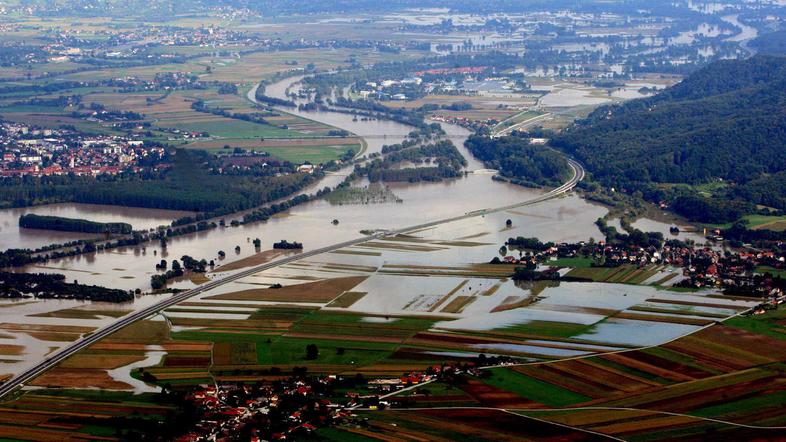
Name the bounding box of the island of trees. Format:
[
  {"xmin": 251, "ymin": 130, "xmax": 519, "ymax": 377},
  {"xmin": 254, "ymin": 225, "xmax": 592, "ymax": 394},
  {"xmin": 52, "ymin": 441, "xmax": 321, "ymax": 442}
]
[
  {"xmin": 273, "ymin": 240, "xmax": 303, "ymax": 250},
  {"xmin": 0, "ymin": 271, "xmax": 133, "ymax": 302},
  {"xmin": 19, "ymin": 214, "xmax": 133, "ymax": 234}
]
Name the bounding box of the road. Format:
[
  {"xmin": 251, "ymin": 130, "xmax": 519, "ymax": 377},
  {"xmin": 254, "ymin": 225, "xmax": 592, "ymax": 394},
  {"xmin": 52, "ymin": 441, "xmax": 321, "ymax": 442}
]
[
  {"xmin": 0, "ymin": 160, "xmax": 583, "ymax": 400},
  {"xmin": 492, "ymin": 112, "xmax": 552, "ymax": 138}
]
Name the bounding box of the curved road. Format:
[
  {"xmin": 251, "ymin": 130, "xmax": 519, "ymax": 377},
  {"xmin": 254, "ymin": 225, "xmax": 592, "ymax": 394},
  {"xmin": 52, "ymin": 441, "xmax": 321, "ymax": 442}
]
[{"xmin": 0, "ymin": 164, "xmax": 583, "ymax": 400}]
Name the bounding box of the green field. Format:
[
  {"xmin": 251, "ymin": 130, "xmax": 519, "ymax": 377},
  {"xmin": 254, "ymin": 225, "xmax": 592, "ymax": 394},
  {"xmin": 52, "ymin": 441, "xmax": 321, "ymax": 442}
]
[
  {"xmin": 263, "ymin": 144, "xmax": 359, "ymax": 164},
  {"xmin": 492, "ymin": 110, "xmax": 543, "ymax": 134},
  {"xmin": 757, "ymin": 266, "xmax": 786, "ymax": 278},
  {"xmin": 725, "ymin": 309, "xmax": 786, "ymax": 341},
  {"xmin": 483, "ymin": 367, "xmax": 591, "ymax": 406},
  {"xmin": 708, "ymin": 214, "xmax": 786, "ymax": 231},
  {"xmin": 548, "ymin": 257, "xmax": 595, "ymax": 268},
  {"xmin": 565, "ymin": 264, "xmax": 662, "ymax": 284},
  {"xmin": 172, "ymin": 118, "xmax": 303, "ymax": 139},
  {"xmin": 691, "ymin": 389, "xmax": 786, "ymax": 419}
]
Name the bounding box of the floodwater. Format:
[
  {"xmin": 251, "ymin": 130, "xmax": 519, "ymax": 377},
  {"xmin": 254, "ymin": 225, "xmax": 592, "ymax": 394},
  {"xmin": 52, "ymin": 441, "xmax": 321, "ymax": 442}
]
[
  {"xmin": 670, "ymin": 23, "xmax": 724, "ymax": 45},
  {"xmin": 0, "ymin": 203, "xmax": 191, "ymax": 250},
  {"xmin": 5, "ymin": 76, "xmax": 573, "ymax": 289},
  {"xmin": 261, "ymin": 76, "xmax": 413, "ymax": 157},
  {"xmin": 107, "ymin": 347, "xmax": 166, "ymax": 394},
  {"xmin": 4, "ymin": 74, "xmax": 698, "ymax": 295},
  {"xmin": 722, "ymin": 14, "xmax": 758, "ymax": 43},
  {"xmin": 0, "ymin": 293, "xmax": 172, "ymax": 380},
  {"xmin": 539, "ymin": 86, "xmax": 611, "ymax": 107},
  {"xmin": 631, "ymin": 217, "xmax": 707, "ymax": 245}
]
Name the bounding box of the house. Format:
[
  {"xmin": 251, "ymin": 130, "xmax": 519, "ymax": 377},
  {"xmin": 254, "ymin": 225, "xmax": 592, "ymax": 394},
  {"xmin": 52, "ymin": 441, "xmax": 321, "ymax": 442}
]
[{"xmin": 297, "ymin": 164, "xmax": 315, "ymax": 174}]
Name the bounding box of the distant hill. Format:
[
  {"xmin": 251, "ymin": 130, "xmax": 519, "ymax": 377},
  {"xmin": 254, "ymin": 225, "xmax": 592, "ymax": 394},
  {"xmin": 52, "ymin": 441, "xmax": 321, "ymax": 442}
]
[
  {"xmin": 751, "ymin": 30, "xmax": 786, "ymax": 56},
  {"xmin": 553, "ymin": 55, "xmax": 786, "ymax": 222}
]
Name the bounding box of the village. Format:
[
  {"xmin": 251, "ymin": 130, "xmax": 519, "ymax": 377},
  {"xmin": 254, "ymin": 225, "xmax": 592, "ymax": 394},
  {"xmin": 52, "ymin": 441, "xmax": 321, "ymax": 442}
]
[
  {"xmin": 496, "ymin": 233, "xmax": 786, "ymax": 310},
  {"xmin": 173, "ymin": 358, "xmax": 514, "ymax": 442}
]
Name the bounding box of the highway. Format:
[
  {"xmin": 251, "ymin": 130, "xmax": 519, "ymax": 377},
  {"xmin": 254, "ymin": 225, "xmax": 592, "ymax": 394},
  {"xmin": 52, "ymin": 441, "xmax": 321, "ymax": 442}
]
[
  {"xmin": 492, "ymin": 112, "xmax": 553, "ymax": 138},
  {"xmin": 0, "ymin": 160, "xmax": 583, "ymax": 400}
]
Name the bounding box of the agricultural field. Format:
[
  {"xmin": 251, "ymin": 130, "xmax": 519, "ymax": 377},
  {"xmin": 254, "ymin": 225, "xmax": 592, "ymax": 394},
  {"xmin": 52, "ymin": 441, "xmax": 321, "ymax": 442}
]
[
  {"xmin": 0, "ymin": 182, "xmax": 771, "ymax": 435},
  {"xmin": 505, "ymin": 315, "xmax": 786, "ymax": 440},
  {"xmin": 0, "ymin": 180, "xmax": 773, "ymax": 439},
  {"xmin": 707, "ymin": 214, "xmax": 786, "ymax": 231},
  {"xmin": 0, "ymin": 210, "xmax": 759, "ymax": 432},
  {"xmin": 349, "ymin": 309, "xmax": 786, "ymax": 440}
]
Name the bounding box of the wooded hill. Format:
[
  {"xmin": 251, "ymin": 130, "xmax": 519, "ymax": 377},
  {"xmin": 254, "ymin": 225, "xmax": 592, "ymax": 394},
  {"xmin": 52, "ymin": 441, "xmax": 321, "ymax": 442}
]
[
  {"xmin": 750, "ymin": 30, "xmax": 786, "ymax": 56},
  {"xmin": 553, "ymin": 55, "xmax": 786, "ymax": 223},
  {"xmin": 465, "ymin": 134, "xmax": 570, "ymax": 187}
]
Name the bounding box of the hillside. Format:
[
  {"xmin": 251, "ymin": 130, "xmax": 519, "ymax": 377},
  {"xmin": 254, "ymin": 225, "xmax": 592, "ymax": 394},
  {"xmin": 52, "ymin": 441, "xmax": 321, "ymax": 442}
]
[
  {"xmin": 554, "ymin": 55, "xmax": 786, "ymax": 222},
  {"xmin": 465, "ymin": 134, "xmax": 571, "ymax": 187},
  {"xmin": 751, "ymin": 30, "xmax": 786, "ymax": 56}
]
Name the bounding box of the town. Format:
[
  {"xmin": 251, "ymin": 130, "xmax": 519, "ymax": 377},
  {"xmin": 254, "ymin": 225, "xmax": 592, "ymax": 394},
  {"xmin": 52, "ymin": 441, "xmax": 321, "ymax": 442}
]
[{"xmin": 0, "ymin": 121, "xmax": 167, "ymax": 177}]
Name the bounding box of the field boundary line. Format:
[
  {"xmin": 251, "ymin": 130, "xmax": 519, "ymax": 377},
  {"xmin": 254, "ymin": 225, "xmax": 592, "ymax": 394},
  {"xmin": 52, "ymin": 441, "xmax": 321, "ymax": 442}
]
[
  {"xmin": 354, "ymin": 405, "xmax": 624, "ymax": 441},
  {"xmin": 516, "ymin": 406, "xmax": 786, "ymax": 430}
]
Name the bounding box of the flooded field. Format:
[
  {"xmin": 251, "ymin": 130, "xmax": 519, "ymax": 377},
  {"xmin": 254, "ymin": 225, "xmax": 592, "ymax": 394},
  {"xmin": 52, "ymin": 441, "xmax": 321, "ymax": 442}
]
[
  {"xmin": 0, "ymin": 293, "xmax": 172, "ymax": 380},
  {"xmin": 538, "ymin": 84, "xmax": 611, "ymax": 108},
  {"xmin": 2, "ymin": 77, "xmax": 692, "ymax": 294},
  {"xmin": 261, "ymin": 76, "xmax": 413, "ymax": 157},
  {"xmin": 142, "ymin": 211, "xmax": 757, "ymax": 375},
  {"xmin": 6, "ymin": 77, "xmax": 607, "ymax": 291}
]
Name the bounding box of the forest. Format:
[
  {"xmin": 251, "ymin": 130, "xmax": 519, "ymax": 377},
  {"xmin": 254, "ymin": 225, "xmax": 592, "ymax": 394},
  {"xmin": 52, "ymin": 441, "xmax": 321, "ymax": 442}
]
[
  {"xmin": 0, "ymin": 150, "xmax": 316, "ymax": 219},
  {"xmin": 354, "ymin": 140, "xmax": 467, "ymax": 183},
  {"xmin": 552, "ymin": 55, "xmax": 786, "ymax": 223},
  {"xmin": 750, "ymin": 30, "xmax": 786, "ymax": 56},
  {"xmin": 465, "ymin": 134, "xmax": 570, "ymax": 187}
]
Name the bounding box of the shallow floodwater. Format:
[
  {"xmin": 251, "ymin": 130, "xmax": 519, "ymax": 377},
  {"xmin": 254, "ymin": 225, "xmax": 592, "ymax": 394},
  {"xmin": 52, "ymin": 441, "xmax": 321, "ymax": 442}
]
[
  {"xmin": 631, "ymin": 217, "xmax": 707, "ymax": 245},
  {"xmin": 0, "ymin": 294, "xmax": 172, "ymax": 380},
  {"xmin": 107, "ymin": 348, "xmax": 166, "ymax": 394},
  {"xmin": 10, "ymin": 77, "xmax": 609, "ymax": 291},
  {"xmin": 540, "ymin": 86, "xmax": 611, "ymax": 107},
  {"xmin": 12, "ymin": 170, "xmax": 550, "ymax": 290},
  {"xmin": 722, "ymin": 14, "xmax": 758, "ymax": 43}
]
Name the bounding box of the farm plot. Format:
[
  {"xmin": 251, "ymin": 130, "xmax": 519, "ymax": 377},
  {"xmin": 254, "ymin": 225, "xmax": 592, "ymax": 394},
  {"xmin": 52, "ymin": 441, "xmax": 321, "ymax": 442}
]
[
  {"xmin": 187, "ymin": 137, "xmax": 362, "ymax": 164},
  {"xmin": 357, "ymin": 408, "xmax": 601, "ymax": 441},
  {"xmin": 480, "ymin": 315, "xmax": 786, "ymax": 439},
  {"xmin": 204, "ymin": 276, "xmax": 367, "ymax": 303},
  {"xmin": 0, "ymin": 389, "xmax": 175, "ymax": 441}
]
